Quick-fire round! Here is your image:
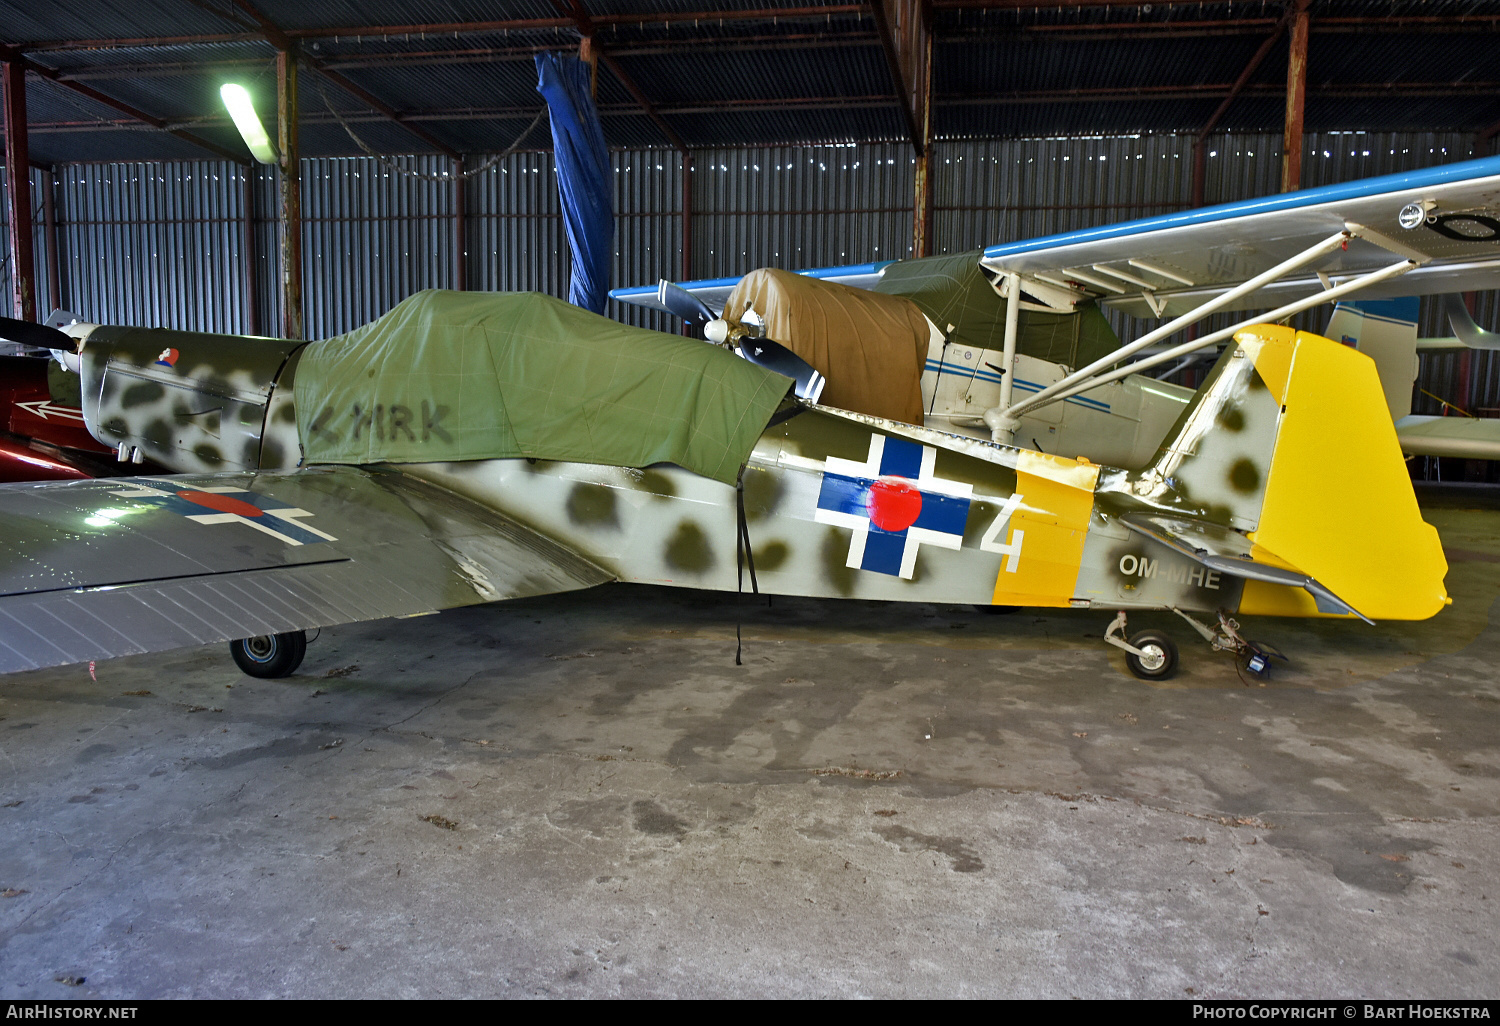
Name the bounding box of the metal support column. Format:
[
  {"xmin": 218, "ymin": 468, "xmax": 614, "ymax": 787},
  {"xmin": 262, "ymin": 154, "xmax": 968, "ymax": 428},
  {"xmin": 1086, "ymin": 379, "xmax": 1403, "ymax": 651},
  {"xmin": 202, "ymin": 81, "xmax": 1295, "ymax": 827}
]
[
  {"xmin": 913, "ymin": 154, "xmax": 930, "ymax": 259},
  {"xmin": 680, "ymin": 150, "xmax": 693, "ymax": 335},
  {"xmin": 3, "ymin": 61, "xmax": 36, "ymax": 321},
  {"xmin": 453, "ymin": 157, "xmax": 466, "ymax": 292},
  {"xmin": 241, "ymin": 170, "xmax": 259, "ymax": 336},
  {"xmin": 277, "ymin": 49, "xmax": 302, "ymax": 340},
  {"xmin": 1281, "ymin": 0, "xmax": 1310, "ymax": 193},
  {"xmin": 1192, "ymin": 10, "xmax": 1291, "ymax": 208},
  {"xmin": 870, "ymin": 0, "xmax": 932, "ymax": 257},
  {"xmin": 41, "ymin": 167, "xmax": 60, "ymax": 316},
  {"xmin": 578, "ymin": 34, "xmax": 598, "ymax": 98},
  {"xmin": 912, "ymin": 25, "xmax": 933, "ymax": 258},
  {"xmin": 681, "ymin": 151, "xmax": 693, "ymax": 283}
]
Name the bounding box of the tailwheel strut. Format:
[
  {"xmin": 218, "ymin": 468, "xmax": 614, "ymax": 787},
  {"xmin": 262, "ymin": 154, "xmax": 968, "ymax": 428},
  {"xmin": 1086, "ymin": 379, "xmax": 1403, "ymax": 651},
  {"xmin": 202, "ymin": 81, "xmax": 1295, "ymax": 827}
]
[
  {"xmin": 1168, "ymin": 607, "xmax": 1287, "ymax": 682},
  {"xmin": 1104, "ymin": 609, "xmax": 1286, "ymax": 682}
]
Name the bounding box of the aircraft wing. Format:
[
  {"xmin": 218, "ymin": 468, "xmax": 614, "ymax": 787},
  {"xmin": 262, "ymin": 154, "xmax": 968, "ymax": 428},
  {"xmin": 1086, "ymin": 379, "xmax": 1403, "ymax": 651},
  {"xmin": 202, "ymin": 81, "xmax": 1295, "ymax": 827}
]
[
  {"xmin": 610, "ymin": 262, "xmax": 887, "ymax": 316},
  {"xmin": 1118, "ymin": 512, "xmax": 1371, "ymax": 623},
  {"xmin": 0, "ymin": 467, "xmax": 612, "ymax": 675},
  {"xmin": 615, "ymin": 154, "xmax": 1500, "ymax": 322},
  {"xmin": 1393, "ymin": 415, "xmax": 1500, "ymax": 459},
  {"xmin": 982, "ymin": 154, "xmax": 1500, "ymax": 319}
]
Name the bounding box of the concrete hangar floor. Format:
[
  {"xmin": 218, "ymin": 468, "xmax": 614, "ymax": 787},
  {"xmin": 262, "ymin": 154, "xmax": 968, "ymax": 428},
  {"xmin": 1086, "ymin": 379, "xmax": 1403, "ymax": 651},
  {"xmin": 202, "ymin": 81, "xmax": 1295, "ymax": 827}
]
[{"xmin": 1, "ymin": 485, "xmax": 1497, "ymax": 1000}]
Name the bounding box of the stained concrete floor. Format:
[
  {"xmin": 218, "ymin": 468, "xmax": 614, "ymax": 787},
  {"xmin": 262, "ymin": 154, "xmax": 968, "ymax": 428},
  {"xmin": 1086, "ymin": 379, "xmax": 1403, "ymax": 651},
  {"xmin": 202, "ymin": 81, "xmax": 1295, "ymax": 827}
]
[{"xmin": 1, "ymin": 485, "xmax": 1498, "ymax": 999}]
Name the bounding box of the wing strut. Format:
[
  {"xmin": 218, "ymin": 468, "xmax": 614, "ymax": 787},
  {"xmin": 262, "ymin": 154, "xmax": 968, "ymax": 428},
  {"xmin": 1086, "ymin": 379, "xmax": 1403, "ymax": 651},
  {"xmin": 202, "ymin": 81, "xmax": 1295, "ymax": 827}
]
[{"xmin": 984, "ymin": 226, "xmax": 1422, "ymax": 442}]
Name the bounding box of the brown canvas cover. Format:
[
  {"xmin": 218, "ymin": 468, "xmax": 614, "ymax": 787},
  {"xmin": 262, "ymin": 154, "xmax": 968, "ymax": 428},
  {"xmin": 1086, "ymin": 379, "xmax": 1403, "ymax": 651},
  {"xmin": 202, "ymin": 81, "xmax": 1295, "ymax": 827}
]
[{"xmin": 720, "ymin": 268, "xmax": 930, "ymax": 425}]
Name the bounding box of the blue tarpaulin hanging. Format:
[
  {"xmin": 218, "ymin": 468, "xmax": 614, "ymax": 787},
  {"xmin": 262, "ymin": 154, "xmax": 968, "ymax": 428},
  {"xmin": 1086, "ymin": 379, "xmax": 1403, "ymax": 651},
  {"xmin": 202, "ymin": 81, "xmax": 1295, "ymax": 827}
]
[{"xmin": 535, "ymin": 53, "xmax": 613, "ymax": 314}]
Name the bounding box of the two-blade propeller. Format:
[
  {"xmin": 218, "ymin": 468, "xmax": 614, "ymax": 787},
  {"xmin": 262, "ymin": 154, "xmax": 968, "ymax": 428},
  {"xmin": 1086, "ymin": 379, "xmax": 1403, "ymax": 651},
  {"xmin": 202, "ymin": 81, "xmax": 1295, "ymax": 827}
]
[
  {"xmin": 654, "ymin": 279, "xmax": 826, "ymax": 404},
  {"xmin": 0, "ymin": 317, "xmax": 73, "ymax": 352},
  {"xmin": 657, "ymin": 280, "xmax": 719, "ymax": 328},
  {"xmin": 738, "ymin": 337, "xmax": 826, "ymax": 406}
]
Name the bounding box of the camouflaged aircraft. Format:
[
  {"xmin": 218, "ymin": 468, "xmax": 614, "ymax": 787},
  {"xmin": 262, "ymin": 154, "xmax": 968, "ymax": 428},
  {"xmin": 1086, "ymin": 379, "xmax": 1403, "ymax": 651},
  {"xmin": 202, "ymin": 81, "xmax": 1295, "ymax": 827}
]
[{"xmin": 0, "ymin": 285, "xmax": 1449, "ymax": 683}]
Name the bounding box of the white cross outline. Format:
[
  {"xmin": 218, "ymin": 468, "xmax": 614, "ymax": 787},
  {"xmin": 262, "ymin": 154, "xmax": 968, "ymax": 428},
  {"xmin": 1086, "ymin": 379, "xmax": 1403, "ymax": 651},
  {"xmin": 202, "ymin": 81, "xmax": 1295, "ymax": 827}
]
[
  {"xmin": 813, "ymin": 434, "xmax": 974, "ymax": 580},
  {"xmin": 978, "ymin": 493, "xmax": 1026, "ymax": 573},
  {"xmin": 106, "ymin": 482, "xmax": 338, "ymax": 546}
]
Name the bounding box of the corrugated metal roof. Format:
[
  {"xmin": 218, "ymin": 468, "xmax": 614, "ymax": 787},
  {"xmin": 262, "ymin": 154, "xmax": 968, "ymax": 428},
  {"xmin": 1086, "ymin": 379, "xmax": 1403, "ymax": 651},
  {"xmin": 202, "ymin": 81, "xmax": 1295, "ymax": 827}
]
[
  {"xmin": 10, "ymin": 1, "xmax": 1500, "ymax": 161},
  {"xmin": 0, "ymin": 0, "xmax": 241, "ymax": 45},
  {"xmin": 249, "ymin": 0, "xmax": 569, "ymax": 31}
]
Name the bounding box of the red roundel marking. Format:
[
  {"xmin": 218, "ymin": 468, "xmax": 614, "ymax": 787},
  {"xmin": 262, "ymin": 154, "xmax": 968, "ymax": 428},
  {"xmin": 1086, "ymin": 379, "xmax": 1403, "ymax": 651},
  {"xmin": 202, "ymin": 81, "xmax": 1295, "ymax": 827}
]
[
  {"xmin": 177, "ymin": 490, "xmax": 264, "ymax": 518},
  {"xmin": 866, "ymin": 478, "xmax": 922, "ymax": 532}
]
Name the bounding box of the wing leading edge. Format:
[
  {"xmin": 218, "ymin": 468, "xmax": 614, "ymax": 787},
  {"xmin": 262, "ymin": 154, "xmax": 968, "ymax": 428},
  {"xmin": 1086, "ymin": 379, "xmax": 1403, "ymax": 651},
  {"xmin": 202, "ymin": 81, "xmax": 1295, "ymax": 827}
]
[
  {"xmin": 614, "ymin": 154, "xmax": 1500, "ymax": 324},
  {"xmin": 0, "ymin": 467, "xmax": 612, "ymax": 675}
]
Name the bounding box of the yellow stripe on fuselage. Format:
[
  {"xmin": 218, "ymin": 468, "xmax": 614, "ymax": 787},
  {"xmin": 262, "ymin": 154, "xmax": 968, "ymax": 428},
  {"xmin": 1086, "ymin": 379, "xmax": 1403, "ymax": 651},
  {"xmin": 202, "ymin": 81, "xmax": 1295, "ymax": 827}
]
[{"xmin": 992, "ymin": 450, "xmax": 1099, "ymax": 607}]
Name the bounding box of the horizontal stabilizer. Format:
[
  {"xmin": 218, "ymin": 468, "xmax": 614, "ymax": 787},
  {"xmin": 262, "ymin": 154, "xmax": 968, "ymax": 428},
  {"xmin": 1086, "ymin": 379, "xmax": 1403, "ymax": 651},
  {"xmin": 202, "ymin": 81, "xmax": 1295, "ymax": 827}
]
[
  {"xmin": 1120, "ymin": 513, "xmax": 1373, "ymax": 623},
  {"xmin": 1395, "ymin": 414, "xmax": 1500, "ymax": 459}
]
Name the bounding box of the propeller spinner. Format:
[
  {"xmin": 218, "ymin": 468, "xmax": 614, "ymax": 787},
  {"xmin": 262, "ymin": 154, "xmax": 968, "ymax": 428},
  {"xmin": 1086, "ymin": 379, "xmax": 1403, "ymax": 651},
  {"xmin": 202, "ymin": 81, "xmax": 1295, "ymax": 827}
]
[{"xmin": 654, "ymin": 279, "xmax": 825, "ymax": 403}]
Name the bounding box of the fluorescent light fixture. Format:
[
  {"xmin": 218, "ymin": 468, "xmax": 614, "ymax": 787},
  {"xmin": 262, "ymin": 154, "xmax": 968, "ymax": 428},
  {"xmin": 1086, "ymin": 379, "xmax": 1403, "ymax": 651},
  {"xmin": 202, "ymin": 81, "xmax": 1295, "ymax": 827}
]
[{"xmin": 220, "ymin": 83, "xmax": 278, "ymax": 165}]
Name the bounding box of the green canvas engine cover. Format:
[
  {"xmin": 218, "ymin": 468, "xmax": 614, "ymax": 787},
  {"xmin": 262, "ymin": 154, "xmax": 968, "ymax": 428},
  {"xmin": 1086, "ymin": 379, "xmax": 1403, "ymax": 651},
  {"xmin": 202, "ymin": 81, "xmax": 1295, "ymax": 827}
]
[
  {"xmin": 294, "ymin": 290, "xmax": 792, "ymax": 485},
  {"xmin": 874, "ymin": 250, "xmax": 1121, "ymax": 370}
]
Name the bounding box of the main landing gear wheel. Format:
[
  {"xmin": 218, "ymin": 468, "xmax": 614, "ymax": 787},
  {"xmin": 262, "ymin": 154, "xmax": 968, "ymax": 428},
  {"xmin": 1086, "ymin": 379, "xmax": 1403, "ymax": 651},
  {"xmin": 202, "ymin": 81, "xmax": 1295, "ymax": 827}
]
[
  {"xmin": 1124, "ymin": 630, "xmax": 1179, "ymax": 681},
  {"xmin": 229, "ymin": 631, "xmax": 307, "ymax": 678}
]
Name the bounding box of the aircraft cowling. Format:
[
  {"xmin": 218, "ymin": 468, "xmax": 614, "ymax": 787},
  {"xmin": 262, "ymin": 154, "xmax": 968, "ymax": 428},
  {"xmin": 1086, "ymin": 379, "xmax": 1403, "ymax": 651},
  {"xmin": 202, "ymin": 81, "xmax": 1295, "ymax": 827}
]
[{"xmin": 75, "ymin": 325, "xmax": 307, "ymax": 475}]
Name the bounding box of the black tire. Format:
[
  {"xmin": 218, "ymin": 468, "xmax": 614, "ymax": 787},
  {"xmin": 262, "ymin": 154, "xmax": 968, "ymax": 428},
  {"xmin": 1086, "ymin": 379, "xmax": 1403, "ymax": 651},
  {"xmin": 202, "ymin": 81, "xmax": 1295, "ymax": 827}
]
[
  {"xmin": 1124, "ymin": 630, "xmax": 1178, "ymax": 681},
  {"xmin": 229, "ymin": 631, "xmax": 307, "ymax": 678},
  {"xmin": 974, "ymin": 604, "xmax": 1022, "ymax": 615},
  {"xmin": 1240, "ymin": 647, "xmax": 1273, "ymax": 681}
]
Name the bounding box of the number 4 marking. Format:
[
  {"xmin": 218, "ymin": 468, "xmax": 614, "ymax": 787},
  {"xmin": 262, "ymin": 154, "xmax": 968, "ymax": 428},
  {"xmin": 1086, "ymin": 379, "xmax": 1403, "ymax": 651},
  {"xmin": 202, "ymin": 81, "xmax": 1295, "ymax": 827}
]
[{"xmin": 979, "ymin": 493, "xmax": 1024, "ymax": 573}]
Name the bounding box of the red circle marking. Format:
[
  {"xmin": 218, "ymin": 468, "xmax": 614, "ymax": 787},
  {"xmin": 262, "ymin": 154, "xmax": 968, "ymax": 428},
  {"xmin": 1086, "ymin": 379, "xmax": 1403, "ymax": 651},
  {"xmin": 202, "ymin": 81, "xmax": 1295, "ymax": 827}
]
[
  {"xmin": 177, "ymin": 490, "xmax": 264, "ymax": 517},
  {"xmin": 866, "ymin": 478, "xmax": 922, "ymax": 532}
]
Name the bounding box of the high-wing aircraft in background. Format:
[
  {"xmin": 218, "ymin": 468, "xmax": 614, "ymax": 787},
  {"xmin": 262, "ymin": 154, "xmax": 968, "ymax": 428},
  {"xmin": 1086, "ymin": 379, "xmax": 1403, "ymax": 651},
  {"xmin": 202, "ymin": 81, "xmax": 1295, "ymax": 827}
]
[
  {"xmin": 613, "ymin": 152, "xmax": 1500, "ymax": 465},
  {"xmin": 0, "ymin": 282, "xmax": 1449, "ymax": 684}
]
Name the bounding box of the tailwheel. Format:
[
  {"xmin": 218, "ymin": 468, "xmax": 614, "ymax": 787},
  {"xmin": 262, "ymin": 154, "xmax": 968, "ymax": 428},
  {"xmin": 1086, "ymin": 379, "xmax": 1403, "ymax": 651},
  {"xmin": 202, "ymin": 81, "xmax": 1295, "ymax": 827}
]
[
  {"xmin": 1124, "ymin": 630, "xmax": 1179, "ymax": 681},
  {"xmin": 229, "ymin": 631, "xmax": 307, "ymax": 678},
  {"xmin": 1238, "ymin": 639, "xmax": 1287, "ymax": 682}
]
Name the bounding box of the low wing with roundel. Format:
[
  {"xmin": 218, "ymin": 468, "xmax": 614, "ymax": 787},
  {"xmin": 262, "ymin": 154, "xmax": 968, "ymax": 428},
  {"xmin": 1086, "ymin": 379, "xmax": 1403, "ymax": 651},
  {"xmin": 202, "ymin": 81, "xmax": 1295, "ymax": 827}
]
[{"xmin": 0, "ymin": 467, "xmax": 611, "ymax": 675}]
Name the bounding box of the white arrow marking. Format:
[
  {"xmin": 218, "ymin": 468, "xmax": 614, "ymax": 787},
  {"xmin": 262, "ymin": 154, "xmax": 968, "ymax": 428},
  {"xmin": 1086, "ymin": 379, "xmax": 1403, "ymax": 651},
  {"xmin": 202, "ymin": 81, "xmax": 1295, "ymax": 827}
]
[{"xmin": 15, "ymin": 400, "xmax": 87, "ymax": 424}]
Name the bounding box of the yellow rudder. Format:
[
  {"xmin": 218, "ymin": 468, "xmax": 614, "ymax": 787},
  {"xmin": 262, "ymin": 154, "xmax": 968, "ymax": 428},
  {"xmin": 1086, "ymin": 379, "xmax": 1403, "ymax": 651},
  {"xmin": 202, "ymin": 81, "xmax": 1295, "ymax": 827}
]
[{"xmin": 1239, "ymin": 327, "xmax": 1448, "ymax": 621}]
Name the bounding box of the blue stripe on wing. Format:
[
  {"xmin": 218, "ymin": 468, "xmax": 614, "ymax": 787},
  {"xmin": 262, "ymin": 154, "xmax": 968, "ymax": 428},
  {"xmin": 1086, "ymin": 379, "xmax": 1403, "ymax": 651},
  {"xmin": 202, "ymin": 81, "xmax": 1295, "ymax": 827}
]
[{"xmin": 981, "ymin": 153, "xmax": 1500, "ymax": 263}]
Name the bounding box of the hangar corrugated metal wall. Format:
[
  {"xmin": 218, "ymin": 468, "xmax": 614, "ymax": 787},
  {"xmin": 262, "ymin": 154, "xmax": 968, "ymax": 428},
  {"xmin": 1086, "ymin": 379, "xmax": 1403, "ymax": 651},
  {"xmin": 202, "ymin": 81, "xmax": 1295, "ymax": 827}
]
[
  {"xmin": 3, "ymin": 130, "xmax": 1497, "ymax": 472},
  {"xmin": 0, "ymin": 166, "xmax": 55, "ymax": 324}
]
